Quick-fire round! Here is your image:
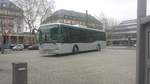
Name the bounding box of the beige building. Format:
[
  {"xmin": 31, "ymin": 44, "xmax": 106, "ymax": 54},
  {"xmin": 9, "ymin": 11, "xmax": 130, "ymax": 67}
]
[
  {"xmin": 0, "ymin": 0, "xmax": 24, "ymax": 33},
  {"xmin": 0, "ymin": 0, "xmax": 35, "ymax": 48},
  {"xmin": 42, "ymin": 9, "xmax": 103, "ymax": 30}
]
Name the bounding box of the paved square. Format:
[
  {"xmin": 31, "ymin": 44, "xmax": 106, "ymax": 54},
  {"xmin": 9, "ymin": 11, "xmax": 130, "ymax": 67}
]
[{"xmin": 0, "ymin": 47, "xmax": 136, "ymax": 84}]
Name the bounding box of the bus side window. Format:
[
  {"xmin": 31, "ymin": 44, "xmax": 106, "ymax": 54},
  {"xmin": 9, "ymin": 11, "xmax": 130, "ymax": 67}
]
[
  {"xmin": 61, "ymin": 25, "xmax": 70, "ymax": 43},
  {"xmin": 88, "ymin": 31, "xmax": 94, "ymax": 42},
  {"xmin": 70, "ymin": 28, "xmax": 80, "ymax": 43},
  {"xmin": 51, "ymin": 27, "xmax": 59, "ymax": 40},
  {"xmin": 79, "ymin": 29, "xmax": 86, "ymax": 43}
]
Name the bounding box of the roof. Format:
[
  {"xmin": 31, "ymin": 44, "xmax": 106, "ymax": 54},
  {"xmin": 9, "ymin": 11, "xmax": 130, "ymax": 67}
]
[
  {"xmin": 0, "ymin": 0, "xmax": 23, "ymax": 12},
  {"xmin": 43, "ymin": 9, "xmax": 102, "ymax": 25},
  {"xmin": 120, "ymin": 19, "xmax": 137, "ymax": 24},
  {"xmin": 40, "ymin": 23, "xmax": 104, "ymax": 32},
  {"xmin": 113, "ymin": 19, "xmax": 137, "ymax": 29}
]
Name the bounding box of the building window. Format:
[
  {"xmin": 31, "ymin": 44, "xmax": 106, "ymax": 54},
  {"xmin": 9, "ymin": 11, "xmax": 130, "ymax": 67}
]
[
  {"xmin": 64, "ymin": 19, "xmax": 71, "ymax": 24},
  {"xmin": 1, "ymin": 3, "xmax": 7, "ymax": 7},
  {"xmin": 64, "ymin": 15, "xmax": 68, "ymax": 19}
]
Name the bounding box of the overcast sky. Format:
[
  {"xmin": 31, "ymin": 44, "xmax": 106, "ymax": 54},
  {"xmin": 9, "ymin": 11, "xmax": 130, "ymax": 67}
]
[{"xmin": 54, "ymin": 0, "xmax": 150, "ymax": 21}]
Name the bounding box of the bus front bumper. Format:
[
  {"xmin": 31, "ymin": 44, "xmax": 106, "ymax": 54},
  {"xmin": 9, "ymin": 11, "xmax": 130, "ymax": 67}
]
[{"xmin": 39, "ymin": 49, "xmax": 60, "ymax": 55}]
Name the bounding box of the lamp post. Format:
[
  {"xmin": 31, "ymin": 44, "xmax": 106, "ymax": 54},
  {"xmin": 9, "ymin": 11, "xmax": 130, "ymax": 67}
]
[{"xmin": 1, "ymin": 17, "xmax": 4, "ymax": 54}]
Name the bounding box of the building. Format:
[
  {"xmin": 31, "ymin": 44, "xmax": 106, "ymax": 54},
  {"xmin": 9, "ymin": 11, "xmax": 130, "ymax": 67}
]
[
  {"xmin": 107, "ymin": 19, "xmax": 137, "ymax": 46},
  {"xmin": 0, "ymin": 0, "xmax": 24, "ymax": 33},
  {"xmin": 0, "ymin": 0, "xmax": 35, "ymax": 48},
  {"xmin": 42, "ymin": 9, "xmax": 103, "ymax": 30}
]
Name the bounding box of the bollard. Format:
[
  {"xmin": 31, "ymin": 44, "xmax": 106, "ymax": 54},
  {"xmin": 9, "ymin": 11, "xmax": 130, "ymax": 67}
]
[{"xmin": 12, "ymin": 62, "xmax": 27, "ymax": 84}]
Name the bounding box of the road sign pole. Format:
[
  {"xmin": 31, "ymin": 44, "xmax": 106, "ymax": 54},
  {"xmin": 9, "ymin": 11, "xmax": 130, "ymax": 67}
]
[
  {"xmin": 12, "ymin": 62, "xmax": 27, "ymax": 84},
  {"xmin": 137, "ymin": 0, "xmax": 147, "ymax": 84}
]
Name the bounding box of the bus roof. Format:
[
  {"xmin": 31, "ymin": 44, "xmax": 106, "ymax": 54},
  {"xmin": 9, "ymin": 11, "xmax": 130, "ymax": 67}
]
[{"xmin": 40, "ymin": 23, "xmax": 104, "ymax": 32}]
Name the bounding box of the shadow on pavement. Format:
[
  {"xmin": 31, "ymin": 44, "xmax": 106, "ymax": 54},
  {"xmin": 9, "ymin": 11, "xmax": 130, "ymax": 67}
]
[{"xmin": 42, "ymin": 50, "xmax": 99, "ymax": 58}]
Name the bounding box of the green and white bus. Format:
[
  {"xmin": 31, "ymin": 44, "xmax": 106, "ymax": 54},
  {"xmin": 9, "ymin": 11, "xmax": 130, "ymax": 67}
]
[{"xmin": 38, "ymin": 23, "xmax": 106, "ymax": 55}]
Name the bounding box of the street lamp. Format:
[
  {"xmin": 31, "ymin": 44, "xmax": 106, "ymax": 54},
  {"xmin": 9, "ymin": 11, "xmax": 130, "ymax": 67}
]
[{"xmin": 1, "ymin": 17, "xmax": 4, "ymax": 54}]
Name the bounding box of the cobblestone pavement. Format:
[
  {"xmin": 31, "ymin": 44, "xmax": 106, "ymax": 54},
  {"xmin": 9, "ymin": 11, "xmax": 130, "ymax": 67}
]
[{"xmin": 0, "ymin": 48, "xmax": 136, "ymax": 84}]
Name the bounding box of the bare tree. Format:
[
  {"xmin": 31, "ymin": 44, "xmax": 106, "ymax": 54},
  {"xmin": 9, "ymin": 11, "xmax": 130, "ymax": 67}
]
[
  {"xmin": 96, "ymin": 12, "xmax": 120, "ymax": 45},
  {"xmin": 39, "ymin": 0, "xmax": 55, "ymax": 23},
  {"xmin": 96, "ymin": 12, "xmax": 119, "ymax": 30},
  {"xmin": 12, "ymin": 0, "xmax": 55, "ymax": 32}
]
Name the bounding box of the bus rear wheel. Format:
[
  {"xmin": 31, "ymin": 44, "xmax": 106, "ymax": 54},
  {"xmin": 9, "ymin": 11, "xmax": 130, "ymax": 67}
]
[
  {"xmin": 97, "ymin": 44, "xmax": 101, "ymax": 51},
  {"xmin": 72, "ymin": 46, "xmax": 79, "ymax": 54}
]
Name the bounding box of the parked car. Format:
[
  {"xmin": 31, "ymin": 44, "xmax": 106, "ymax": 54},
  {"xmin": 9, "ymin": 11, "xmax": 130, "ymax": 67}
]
[
  {"xmin": 24, "ymin": 44, "xmax": 32, "ymax": 49},
  {"xmin": 28, "ymin": 44, "xmax": 39, "ymax": 50},
  {"xmin": 10, "ymin": 44, "xmax": 16, "ymax": 49},
  {"xmin": 12, "ymin": 44, "xmax": 24, "ymax": 51}
]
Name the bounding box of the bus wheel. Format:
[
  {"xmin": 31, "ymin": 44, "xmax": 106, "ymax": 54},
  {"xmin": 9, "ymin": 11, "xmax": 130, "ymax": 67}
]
[
  {"xmin": 72, "ymin": 46, "xmax": 79, "ymax": 54},
  {"xmin": 97, "ymin": 44, "xmax": 101, "ymax": 51}
]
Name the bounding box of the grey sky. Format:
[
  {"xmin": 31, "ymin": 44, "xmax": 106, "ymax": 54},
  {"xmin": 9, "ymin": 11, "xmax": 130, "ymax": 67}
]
[{"xmin": 55, "ymin": 0, "xmax": 138, "ymax": 21}]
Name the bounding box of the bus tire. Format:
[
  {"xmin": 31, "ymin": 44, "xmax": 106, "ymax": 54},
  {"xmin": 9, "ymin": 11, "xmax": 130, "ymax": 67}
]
[
  {"xmin": 72, "ymin": 45, "xmax": 79, "ymax": 54},
  {"xmin": 97, "ymin": 44, "xmax": 101, "ymax": 51}
]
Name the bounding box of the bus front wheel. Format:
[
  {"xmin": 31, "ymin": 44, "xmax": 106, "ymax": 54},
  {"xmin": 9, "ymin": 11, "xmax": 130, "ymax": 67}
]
[{"xmin": 72, "ymin": 46, "xmax": 79, "ymax": 54}]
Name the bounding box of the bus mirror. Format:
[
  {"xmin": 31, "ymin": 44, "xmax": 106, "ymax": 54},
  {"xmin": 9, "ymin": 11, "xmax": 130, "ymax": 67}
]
[{"xmin": 38, "ymin": 29, "xmax": 41, "ymax": 33}]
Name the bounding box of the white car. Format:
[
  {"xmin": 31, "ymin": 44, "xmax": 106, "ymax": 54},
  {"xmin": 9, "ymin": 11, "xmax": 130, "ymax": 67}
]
[{"xmin": 12, "ymin": 44, "xmax": 24, "ymax": 51}]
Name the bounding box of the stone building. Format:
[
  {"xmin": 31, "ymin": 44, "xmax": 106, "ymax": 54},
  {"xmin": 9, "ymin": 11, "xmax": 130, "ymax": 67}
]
[
  {"xmin": 0, "ymin": 0, "xmax": 35, "ymax": 48},
  {"xmin": 0, "ymin": 0, "xmax": 24, "ymax": 33},
  {"xmin": 42, "ymin": 9, "xmax": 103, "ymax": 30}
]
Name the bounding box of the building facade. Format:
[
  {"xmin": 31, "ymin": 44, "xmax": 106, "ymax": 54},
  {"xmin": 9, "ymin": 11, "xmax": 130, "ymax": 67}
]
[
  {"xmin": 0, "ymin": 0, "xmax": 35, "ymax": 48},
  {"xmin": 107, "ymin": 19, "xmax": 137, "ymax": 46},
  {"xmin": 42, "ymin": 9, "xmax": 103, "ymax": 30},
  {"xmin": 0, "ymin": 0, "xmax": 24, "ymax": 33}
]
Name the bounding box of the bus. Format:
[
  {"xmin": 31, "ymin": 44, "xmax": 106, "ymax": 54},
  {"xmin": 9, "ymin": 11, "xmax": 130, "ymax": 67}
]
[{"xmin": 38, "ymin": 23, "xmax": 106, "ymax": 55}]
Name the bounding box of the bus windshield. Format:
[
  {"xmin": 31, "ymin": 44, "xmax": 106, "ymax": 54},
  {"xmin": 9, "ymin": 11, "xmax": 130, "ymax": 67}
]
[{"xmin": 39, "ymin": 25, "xmax": 60, "ymax": 43}]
